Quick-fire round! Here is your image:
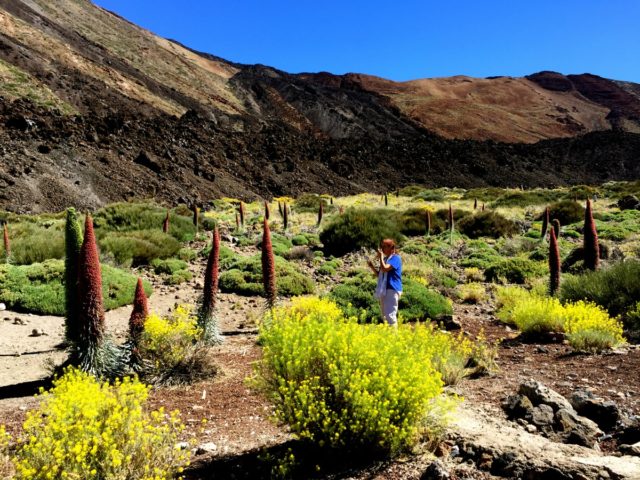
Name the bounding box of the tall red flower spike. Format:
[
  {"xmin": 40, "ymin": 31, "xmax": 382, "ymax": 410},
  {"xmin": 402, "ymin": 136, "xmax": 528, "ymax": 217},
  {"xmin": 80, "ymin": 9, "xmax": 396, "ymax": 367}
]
[
  {"xmin": 163, "ymin": 210, "xmax": 170, "ymax": 233},
  {"xmin": 426, "ymin": 210, "xmax": 431, "ymax": 236},
  {"xmin": 283, "ymin": 202, "xmax": 288, "ymax": 231},
  {"xmin": 317, "ymin": 201, "xmax": 323, "ymax": 226},
  {"xmin": 239, "ymin": 201, "xmax": 245, "ymax": 226},
  {"xmin": 474, "ymin": 198, "xmax": 478, "ymax": 210},
  {"xmin": 2, "ymin": 223, "xmax": 9, "ymax": 259},
  {"xmin": 583, "ymin": 199, "xmax": 600, "ymax": 270},
  {"xmin": 264, "ymin": 201, "xmax": 270, "ymax": 220},
  {"xmin": 129, "ymin": 277, "xmax": 148, "ymax": 340},
  {"xmin": 77, "ymin": 214, "xmax": 105, "ymax": 346},
  {"xmin": 199, "ymin": 227, "xmax": 222, "ymax": 343},
  {"xmin": 549, "ymin": 228, "xmax": 561, "ymax": 295},
  {"xmin": 541, "ymin": 206, "xmax": 550, "ymax": 239},
  {"xmin": 262, "ymin": 219, "xmax": 277, "ymax": 307}
]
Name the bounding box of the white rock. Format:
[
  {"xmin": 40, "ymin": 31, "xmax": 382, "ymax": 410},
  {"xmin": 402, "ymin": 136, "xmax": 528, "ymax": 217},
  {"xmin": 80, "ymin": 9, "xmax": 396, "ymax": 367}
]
[
  {"xmin": 196, "ymin": 442, "xmax": 217, "ymax": 455},
  {"xmin": 0, "ymin": 303, "xmax": 5, "ymax": 311}
]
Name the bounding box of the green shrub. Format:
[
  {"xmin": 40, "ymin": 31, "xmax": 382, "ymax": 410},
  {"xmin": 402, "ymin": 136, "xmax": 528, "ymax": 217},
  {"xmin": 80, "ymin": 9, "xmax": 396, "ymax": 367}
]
[
  {"xmin": 396, "ymin": 208, "xmax": 442, "ymax": 236},
  {"xmin": 177, "ymin": 247, "xmax": 197, "ymax": 262},
  {"xmin": 3, "ymin": 221, "xmax": 65, "ymax": 265},
  {"xmin": 219, "ymin": 255, "xmax": 314, "ymax": 297},
  {"xmin": 456, "ymin": 283, "xmax": 486, "ymax": 303},
  {"xmin": 397, "ymin": 185, "xmax": 426, "ymax": 197},
  {"xmin": 412, "ymin": 189, "xmax": 445, "ymax": 202},
  {"xmin": 434, "ymin": 208, "xmax": 471, "ymax": 228},
  {"xmin": 151, "ymin": 258, "xmax": 188, "ymax": 275},
  {"xmin": 294, "ymin": 193, "xmax": 336, "ymax": 213},
  {"xmin": 12, "ymin": 367, "xmax": 189, "ymax": 479},
  {"xmin": 253, "ymin": 297, "xmax": 453, "ymax": 454},
  {"xmin": 257, "ymin": 232, "xmax": 292, "ymax": 257},
  {"xmin": 491, "ymin": 189, "xmax": 563, "ymax": 208},
  {"xmin": 0, "ymin": 260, "xmax": 152, "ymax": 315},
  {"xmin": 320, "ymin": 208, "xmax": 405, "ymax": 257},
  {"xmin": 462, "ymin": 187, "xmax": 505, "ymax": 202},
  {"xmin": 99, "ymin": 230, "xmax": 181, "ymax": 266},
  {"xmin": 317, "ymin": 258, "xmax": 342, "ymax": 276},
  {"xmin": 560, "ymin": 261, "xmax": 640, "ymax": 323},
  {"xmin": 166, "ymin": 269, "xmax": 192, "ymax": 285},
  {"xmin": 484, "ymin": 258, "xmax": 545, "ymax": 284},
  {"xmin": 457, "ymin": 211, "xmax": 518, "ymax": 239},
  {"xmin": 200, "ymin": 244, "xmax": 235, "ymax": 269},
  {"xmin": 328, "ymin": 270, "xmax": 451, "ymax": 323},
  {"xmin": 538, "ymin": 200, "xmax": 584, "ymax": 225},
  {"xmin": 93, "ymin": 202, "xmax": 196, "ymax": 242}
]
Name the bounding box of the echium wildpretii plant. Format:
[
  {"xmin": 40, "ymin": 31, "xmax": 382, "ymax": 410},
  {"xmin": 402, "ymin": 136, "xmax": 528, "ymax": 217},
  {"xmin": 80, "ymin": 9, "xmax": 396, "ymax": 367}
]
[
  {"xmin": 264, "ymin": 201, "xmax": 270, "ymax": 220},
  {"xmin": 425, "ymin": 209, "xmax": 431, "ymax": 237},
  {"xmin": 262, "ymin": 219, "xmax": 277, "ymax": 309},
  {"xmin": 583, "ymin": 198, "xmax": 599, "ymax": 270},
  {"xmin": 239, "ymin": 201, "xmax": 245, "ymax": 227},
  {"xmin": 473, "ymin": 198, "xmax": 477, "ymax": 210},
  {"xmin": 448, "ymin": 203, "xmax": 454, "ymax": 244},
  {"xmin": 192, "ymin": 204, "xmax": 199, "ymax": 235},
  {"xmin": 2, "ymin": 222, "xmax": 10, "ymax": 262},
  {"xmin": 282, "ymin": 202, "xmax": 289, "ymax": 231},
  {"xmin": 541, "ymin": 206, "xmax": 550, "ymax": 240},
  {"xmin": 552, "ymin": 219, "xmax": 561, "ymax": 240},
  {"xmin": 548, "ymin": 228, "xmax": 561, "ymax": 295},
  {"xmin": 125, "ymin": 277, "xmax": 149, "ymax": 371},
  {"xmin": 198, "ymin": 227, "xmax": 223, "ymax": 344},
  {"xmin": 72, "ymin": 215, "xmax": 124, "ymax": 378},
  {"xmin": 317, "ymin": 200, "xmax": 323, "ymax": 226},
  {"xmin": 64, "ymin": 208, "xmax": 83, "ymax": 346},
  {"xmin": 163, "ymin": 209, "xmax": 170, "ymax": 234}
]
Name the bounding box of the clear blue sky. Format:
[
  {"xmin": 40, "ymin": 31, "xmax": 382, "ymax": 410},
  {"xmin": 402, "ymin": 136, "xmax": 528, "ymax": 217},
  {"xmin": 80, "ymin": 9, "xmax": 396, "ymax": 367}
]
[{"xmin": 93, "ymin": 0, "xmax": 640, "ymax": 82}]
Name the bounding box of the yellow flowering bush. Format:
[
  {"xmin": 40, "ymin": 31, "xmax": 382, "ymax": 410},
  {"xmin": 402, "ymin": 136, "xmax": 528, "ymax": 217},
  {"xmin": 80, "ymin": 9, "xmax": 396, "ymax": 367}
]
[
  {"xmin": 496, "ymin": 287, "xmax": 625, "ymax": 352},
  {"xmin": 562, "ymin": 301, "xmax": 625, "ymax": 352},
  {"xmin": 0, "ymin": 426, "xmax": 14, "ymax": 479},
  {"xmin": 254, "ymin": 297, "xmax": 457, "ymax": 455},
  {"xmin": 456, "ymin": 283, "xmax": 486, "ymax": 303},
  {"xmin": 141, "ymin": 305, "xmax": 214, "ymax": 385},
  {"xmin": 13, "ymin": 368, "xmax": 190, "ymax": 480}
]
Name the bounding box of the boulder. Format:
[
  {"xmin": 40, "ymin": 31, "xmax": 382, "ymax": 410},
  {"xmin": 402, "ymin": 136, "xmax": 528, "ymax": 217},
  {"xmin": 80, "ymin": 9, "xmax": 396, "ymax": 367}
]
[
  {"xmin": 555, "ymin": 408, "xmax": 602, "ymax": 448},
  {"xmin": 421, "ymin": 459, "xmax": 450, "ymax": 479},
  {"xmin": 518, "ymin": 380, "xmax": 573, "ymax": 412},
  {"xmin": 570, "ymin": 389, "xmax": 622, "ymax": 431}
]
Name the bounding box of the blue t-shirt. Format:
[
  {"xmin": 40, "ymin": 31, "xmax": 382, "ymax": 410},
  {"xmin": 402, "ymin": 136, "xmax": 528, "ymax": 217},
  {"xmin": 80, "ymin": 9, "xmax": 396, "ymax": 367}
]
[{"xmin": 385, "ymin": 254, "xmax": 402, "ymax": 292}]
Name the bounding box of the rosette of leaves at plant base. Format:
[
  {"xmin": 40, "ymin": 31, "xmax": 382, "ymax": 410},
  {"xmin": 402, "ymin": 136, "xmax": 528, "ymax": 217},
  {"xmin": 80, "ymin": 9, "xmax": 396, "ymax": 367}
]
[
  {"xmin": 536, "ymin": 200, "xmax": 584, "ymax": 226},
  {"xmin": 0, "ymin": 259, "xmax": 152, "ymax": 315},
  {"xmin": 320, "ymin": 208, "xmax": 405, "ymax": 257},
  {"xmin": 457, "ymin": 211, "xmax": 519, "ymax": 239},
  {"xmin": 484, "ymin": 257, "xmax": 546, "ymax": 284},
  {"xmin": 293, "ymin": 193, "xmax": 337, "ymax": 214},
  {"xmin": 219, "ymin": 254, "xmax": 314, "ymax": 297},
  {"xmin": 327, "ymin": 270, "xmax": 452, "ymax": 324}
]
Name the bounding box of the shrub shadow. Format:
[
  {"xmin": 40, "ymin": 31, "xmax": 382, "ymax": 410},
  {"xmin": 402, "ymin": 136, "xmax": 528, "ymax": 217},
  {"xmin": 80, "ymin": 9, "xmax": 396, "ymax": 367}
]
[{"xmin": 185, "ymin": 439, "xmax": 393, "ymax": 479}]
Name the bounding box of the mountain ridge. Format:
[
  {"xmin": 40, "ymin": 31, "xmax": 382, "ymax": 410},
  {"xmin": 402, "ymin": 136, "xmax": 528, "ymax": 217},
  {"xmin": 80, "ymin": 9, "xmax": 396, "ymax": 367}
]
[{"xmin": 0, "ymin": 0, "xmax": 639, "ymax": 212}]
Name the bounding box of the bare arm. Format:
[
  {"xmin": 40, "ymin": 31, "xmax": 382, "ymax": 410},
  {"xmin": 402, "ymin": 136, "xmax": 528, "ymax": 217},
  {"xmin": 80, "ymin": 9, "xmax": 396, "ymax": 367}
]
[{"xmin": 376, "ymin": 250, "xmax": 394, "ymax": 272}]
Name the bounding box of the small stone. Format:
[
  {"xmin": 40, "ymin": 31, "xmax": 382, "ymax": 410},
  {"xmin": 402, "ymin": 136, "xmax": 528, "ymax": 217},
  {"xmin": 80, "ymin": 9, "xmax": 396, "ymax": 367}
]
[
  {"xmin": 30, "ymin": 328, "xmax": 46, "ymax": 337},
  {"xmin": 525, "ymin": 424, "xmax": 538, "ymax": 433},
  {"xmin": 421, "ymin": 459, "xmax": 450, "ymax": 479},
  {"xmin": 13, "ymin": 317, "xmax": 25, "ymax": 325},
  {"xmin": 196, "ymin": 442, "xmax": 218, "ymax": 455},
  {"xmin": 0, "ymin": 303, "xmax": 5, "ymax": 311},
  {"xmin": 175, "ymin": 442, "xmax": 190, "ymax": 450}
]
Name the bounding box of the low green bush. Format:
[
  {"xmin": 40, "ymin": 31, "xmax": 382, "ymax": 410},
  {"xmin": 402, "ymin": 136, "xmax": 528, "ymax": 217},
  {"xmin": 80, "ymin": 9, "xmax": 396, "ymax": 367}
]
[
  {"xmin": 177, "ymin": 247, "xmax": 197, "ymax": 262},
  {"xmin": 484, "ymin": 258, "xmax": 545, "ymax": 284},
  {"xmin": 538, "ymin": 200, "xmax": 584, "ymax": 225},
  {"xmin": 151, "ymin": 258, "xmax": 188, "ymax": 275},
  {"xmin": 434, "ymin": 208, "xmax": 472, "ymax": 228},
  {"xmin": 396, "ymin": 208, "xmax": 443, "ymax": 236},
  {"xmin": 0, "ymin": 260, "xmax": 152, "ymax": 315},
  {"xmin": 99, "ymin": 230, "xmax": 181, "ymax": 266},
  {"xmin": 491, "ymin": 189, "xmax": 563, "ymax": 208},
  {"xmin": 320, "ymin": 208, "xmax": 405, "ymax": 257},
  {"xmin": 294, "ymin": 193, "xmax": 336, "ymax": 214},
  {"xmin": 412, "ymin": 189, "xmax": 446, "ymax": 202},
  {"xmin": 457, "ymin": 211, "xmax": 518, "ymax": 239},
  {"xmin": 253, "ymin": 297, "xmax": 454, "ymax": 454},
  {"xmin": 2, "ymin": 221, "xmax": 65, "ymax": 265},
  {"xmin": 462, "ymin": 187, "xmax": 505, "ymax": 202},
  {"xmin": 257, "ymin": 232, "xmax": 292, "ymax": 257},
  {"xmin": 397, "ymin": 184, "xmax": 426, "ymax": 197},
  {"xmin": 317, "ymin": 258, "xmax": 342, "ymax": 276},
  {"xmin": 219, "ymin": 255, "xmax": 314, "ymax": 297},
  {"xmin": 166, "ymin": 270, "xmax": 192, "ymax": 285},
  {"xmin": 327, "ymin": 270, "xmax": 451, "ymax": 323},
  {"xmin": 560, "ymin": 261, "xmax": 640, "ymax": 324},
  {"xmin": 93, "ymin": 202, "xmax": 195, "ymax": 242}
]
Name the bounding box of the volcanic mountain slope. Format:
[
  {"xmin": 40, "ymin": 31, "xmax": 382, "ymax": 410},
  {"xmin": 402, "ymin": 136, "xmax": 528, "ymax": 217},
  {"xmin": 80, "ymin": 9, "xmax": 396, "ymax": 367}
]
[{"xmin": 0, "ymin": 0, "xmax": 640, "ymax": 212}]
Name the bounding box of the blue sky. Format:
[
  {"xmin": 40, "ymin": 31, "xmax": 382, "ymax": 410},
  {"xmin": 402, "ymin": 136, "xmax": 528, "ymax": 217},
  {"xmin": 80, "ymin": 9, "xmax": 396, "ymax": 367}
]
[{"xmin": 94, "ymin": 1, "xmax": 640, "ymax": 82}]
